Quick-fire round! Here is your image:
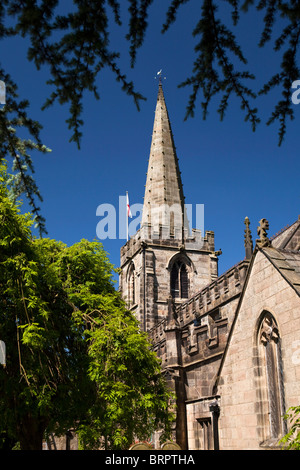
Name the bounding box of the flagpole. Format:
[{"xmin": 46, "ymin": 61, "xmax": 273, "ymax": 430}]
[{"xmin": 126, "ymin": 191, "xmax": 129, "ymax": 242}]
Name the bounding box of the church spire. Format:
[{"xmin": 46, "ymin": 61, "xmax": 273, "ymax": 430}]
[{"xmin": 141, "ymin": 82, "xmax": 187, "ymax": 239}]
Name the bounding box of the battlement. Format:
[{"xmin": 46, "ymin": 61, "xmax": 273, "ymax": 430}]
[
  {"xmin": 120, "ymin": 225, "xmax": 216, "ymax": 268},
  {"xmin": 147, "ymin": 259, "xmax": 249, "ymax": 345},
  {"xmin": 175, "ymin": 259, "xmax": 249, "ymax": 323},
  {"xmin": 120, "ymin": 229, "xmax": 143, "ymax": 267}
]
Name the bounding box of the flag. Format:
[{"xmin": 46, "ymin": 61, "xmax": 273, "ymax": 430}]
[{"xmin": 126, "ymin": 192, "xmax": 132, "ymax": 218}]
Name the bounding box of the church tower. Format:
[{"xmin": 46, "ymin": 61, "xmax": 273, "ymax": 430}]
[{"xmin": 120, "ymin": 81, "xmax": 219, "ymax": 331}]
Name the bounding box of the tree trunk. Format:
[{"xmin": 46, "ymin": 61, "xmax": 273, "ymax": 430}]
[{"xmin": 17, "ymin": 414, "xmax": 46, "ymax": 450}]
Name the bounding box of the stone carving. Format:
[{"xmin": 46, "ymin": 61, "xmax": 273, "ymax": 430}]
[
  {"xmin": 244, "ymin": 217, "xmax": 253, "ymax": 259},
  {"xmin": 161, "ymin": 441, "xmax": 181, "ymax": 450},
  {"xmin": 257, "ymin": 218, "xmax": 271, "ymax": 247},
  {"xmin": 234, "ymin": 267, "xmax": 240, "ymax": 286},
  {"xmin": 167, "ymin": 295, "xmax": 178, "ymax": 326},
  {"xmin": 129, "ymin": 441, "xmax": 181, "ymax": 450},
  {"xmin": 223, "ymin": 275, "xmax": 229, "ymax": 293},
  {"xmin": 129, "ymin": 442, "xmax": 153, "ymax": 450},
  {"xmin": 206, "ymin": 288, "xmax": 211, "ymax": 304},
  {"xmin": 259, "ymin": 315, "xmax": 279, "ymax": 345},
  {"xmin": 188, "ymin": 323, "xmax": 198, "ymax": 353},
  {"xmin": 214, "ymin": 284, "xmax": 220, "ymax": 299}
]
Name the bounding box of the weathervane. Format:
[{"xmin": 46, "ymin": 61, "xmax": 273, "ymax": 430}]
[{"xmin": 155, "ymin": 69, "xmax": 166, "ymax": 84}]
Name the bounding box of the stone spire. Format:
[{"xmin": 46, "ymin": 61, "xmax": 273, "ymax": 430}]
[{"xmin": 141, "ymin": 82, "xmax": 187, "ymax": 240}]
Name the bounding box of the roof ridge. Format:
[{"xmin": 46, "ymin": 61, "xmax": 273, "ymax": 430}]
[
  {"xmin": 270, "ymin": 222, "xmax": 294, "ymax": 240},
  {"xmin": 262, "ymin": 246, "xmax": 300, "ymax": 295},
  {"xmin": 279, "ymin": 248, "xmax": 300, "ymax": 255}
]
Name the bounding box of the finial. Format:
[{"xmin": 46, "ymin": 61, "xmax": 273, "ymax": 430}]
[
  {"xmin": 155, "ymin": 69, "xmax": 166, "ymax": 85},
  {"xmin": 244, "ymin": 216, "xmax": 253, "ymax": 259},
  {"xmin": 256, "ymin": 218, "xmax": 271, "ymax": 248}
]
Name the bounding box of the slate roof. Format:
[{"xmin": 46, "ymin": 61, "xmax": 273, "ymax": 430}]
[
  {"xmin": 262, "ymin": 247, "xmax": 300, "ymax": 296},
  {"xmin": 270, "ymin": 215, "xmax": 300, "ymax": 250}
]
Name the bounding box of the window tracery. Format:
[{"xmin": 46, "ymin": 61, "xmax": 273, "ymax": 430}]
[
  {"xmin": 258, "ymin": 312, "xmax": 286, "ymax": 439},
  {"xmin": 171, "ymin": 260, "xmax": 188, "ymax": 299}
]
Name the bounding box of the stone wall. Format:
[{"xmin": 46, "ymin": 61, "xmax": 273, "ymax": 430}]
[
  {"xmin": 217, "ymin": 250, "xmax": 300, "ymax": 450},
  {"xmin": 120, "ymin": 226, "xmax": 218, "ymax": 330},
  {"xmin": 148, "ymin": 259, "xmax": 249, "ymax": 449}
]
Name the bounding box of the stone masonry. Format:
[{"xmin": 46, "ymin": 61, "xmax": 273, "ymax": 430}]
[{"xmin": 119, "ymin": 82, "xmax": 300, "ymax": 450}]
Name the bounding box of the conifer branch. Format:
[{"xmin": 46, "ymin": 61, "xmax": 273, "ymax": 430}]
[
  {"xmin": 241, "ymin": 0, "xmax": 300, "ymax": 144},
  {"xmin": 126, "ymin": 0, "xmax": 154, "ymax": 67},
  {"xmin": 162, "ymin": 0, "xmax": 191, "ymax": 33},
  {"xmin": 178, "ymin": 0, "xmax": 260, "ymax": 131},
  {"xmin": 4, "ymin": 0, "xmax": 146, "ymax": 148},
  {"xmin": 258, "ymin": 4, "xmax": 300, "ymax": 145},
  {"xmin": 0, "ymin": 69, "xmax": 50, "ymax": 235}
]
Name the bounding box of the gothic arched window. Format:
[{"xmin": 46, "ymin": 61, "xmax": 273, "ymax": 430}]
[
  {"xmin": 128, "ymin": 264, "xmax": 135, "ymax": 307},
  {"xmin": 258, "ymin": 312, "xmax": 287, "ymax": 440},
  {"xmin": 171, "ymin": 261, "xmax": 188, "ymax": 299}
]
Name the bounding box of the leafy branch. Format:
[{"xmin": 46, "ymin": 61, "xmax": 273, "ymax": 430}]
[{"xmin": 280, "ymin": 406, "xmax": 300, "ymax": 449}]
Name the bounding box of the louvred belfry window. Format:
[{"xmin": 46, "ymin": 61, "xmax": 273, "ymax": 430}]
[
  {"xmin": 171, "ymin": 261, "xmax": 188, "ymax": 299},
  {"xmin": 128, "ymin": 265, "xmax": 135, "ymax": 307},
  {"xmin": 171, "ymin": 264, "xmax": 179, "ymax": 298}
]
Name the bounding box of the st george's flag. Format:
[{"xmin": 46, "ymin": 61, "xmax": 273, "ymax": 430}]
[{"xmin": 126, "ymin": 191, "xmax": 132, "ymax": 218}]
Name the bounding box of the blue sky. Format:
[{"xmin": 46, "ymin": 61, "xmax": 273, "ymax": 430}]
[{"xmin": 1, "ymin": 1, "xmax": 299, "ymax": 285}]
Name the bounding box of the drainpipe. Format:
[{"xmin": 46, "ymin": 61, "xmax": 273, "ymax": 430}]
[
  {"xmin": 209, "ymin": 401, "xmax": 220, "ymax": 450},
  {"xmin": 141, "ymin": 241, "xmax": 146, "ymax": 332}
]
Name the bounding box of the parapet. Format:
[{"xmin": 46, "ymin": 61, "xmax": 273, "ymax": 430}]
[{"xmin": 120, "ymin": 225, "xmax": 216, "ymax": 267}]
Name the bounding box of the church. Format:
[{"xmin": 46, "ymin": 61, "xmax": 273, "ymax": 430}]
[{"xmin": 119, "ymin": 81, "xmax": 300, "ymax": 450}]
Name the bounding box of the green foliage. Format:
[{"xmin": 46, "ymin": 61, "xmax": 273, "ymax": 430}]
[
  {"xmin": 280, "ymin": 406, "xmax": 300, "ymax": 450},
  {"xmin": 0, "ymin": 165, "xmax": 173, "ymax": 449},
  {"xmin": 79, "ymin": 306, "xmax": 174, "ymax": 449}
]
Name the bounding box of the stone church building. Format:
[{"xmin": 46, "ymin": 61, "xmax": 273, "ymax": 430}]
[{"xmin": 119, "ymin": 82, "xmax": 300, "ymax": 450}]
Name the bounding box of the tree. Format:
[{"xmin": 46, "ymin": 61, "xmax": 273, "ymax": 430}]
[
  {"xmin": 0, "ymin": 163, "xmax": 173, "ymax": 450},
  {"xmin": 280, "ymin": 406, "xmax": 300, "ymax": 450}
]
